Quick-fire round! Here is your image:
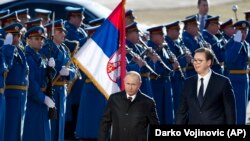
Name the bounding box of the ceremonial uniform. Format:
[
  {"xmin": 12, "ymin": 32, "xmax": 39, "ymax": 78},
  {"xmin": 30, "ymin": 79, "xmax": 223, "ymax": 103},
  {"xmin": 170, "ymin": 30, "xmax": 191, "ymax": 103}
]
[
  {"xmin": 202, "ymin": 16, "xmax": 223, "ymax": 74},
  {"xmin": 125, "ymin": 22, "xmax": 153, "ymax": 97},
  {"xmin": 40, "ymin": 20, "xmax": 76, "ymax": 141},
  {"xmin": 0, "ymin": 37, "xmax": 7, "ymax": 141},
  {"xmin": 181, "ymin": 16, "xmax": 200, "ymax": 77},
  {"xmin": 165, "ymin": 21, "xmax": 187, "ymax": 114},
  {"xmin": 147, "ymin": 25, "xmax": 174, "ymax": 124},
  {"xmin": 224, "ymin": 21, "xmax": 250, "ymax": 124},
  {"xmin": 64, "ymin": 6, "xmax": 87, "ymax": 47},
  {"xmin": 2, "ymin": 23, "xmax": 29, "ymax": 141},
  {"xmin": 22, "ymin": 26, "xmax": 55, "ymax": 141}
]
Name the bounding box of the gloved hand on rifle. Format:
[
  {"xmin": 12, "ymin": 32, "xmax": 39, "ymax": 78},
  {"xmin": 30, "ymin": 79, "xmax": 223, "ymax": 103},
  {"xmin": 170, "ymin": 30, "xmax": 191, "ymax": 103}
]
[
  {"xmin": 48, "ymin": 57, "xmax": 55, "ymax": 68},
  {"xmin": 59, "ymin": 66, "xmax": 69, "ymax": 76},
  {"xmin": 44, "ymin": 96, "xmax": 55, "ymax": 108},
  {"xmin": 234, "ymin": 30, "xmax": 242, "ymax": 42},
  {"xmin": 4, "ymin": 33, "xmax": 13, "ymax": 45}
]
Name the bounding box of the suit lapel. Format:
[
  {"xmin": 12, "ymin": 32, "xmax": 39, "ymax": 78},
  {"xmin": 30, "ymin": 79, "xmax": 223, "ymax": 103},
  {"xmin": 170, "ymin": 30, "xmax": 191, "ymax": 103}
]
[{"xmin": 193, "ymin": 76, "xmax": 200, "ymax": 106}]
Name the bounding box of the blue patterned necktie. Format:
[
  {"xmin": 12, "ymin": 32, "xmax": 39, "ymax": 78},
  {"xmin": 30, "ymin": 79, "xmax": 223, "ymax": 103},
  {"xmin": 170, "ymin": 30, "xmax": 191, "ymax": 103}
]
[
  {"xmin": 198, "ymin": 78, "xmax": 204, "ymax": 106},
  {"xmin": 200, "ymin": 16, "xmax": 205, "ymax": 32}
]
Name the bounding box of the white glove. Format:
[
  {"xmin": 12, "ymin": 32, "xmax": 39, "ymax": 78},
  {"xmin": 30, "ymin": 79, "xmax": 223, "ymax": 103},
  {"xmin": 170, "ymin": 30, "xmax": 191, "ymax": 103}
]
[
  {"xmin": 48, "ymin": 58, "xmax": 55, "ymax": 67},
  {"xmin": 44, "ymin": 96, "xmax": 55, "ymax": 108},
  {"xmin": 59, "ymin": 66, "xmax": 69, "ymax": 76},
  {"xmin": 246, "ymin": 101, "xmax": 250, "ymax": 125},
  {"xmin": 4, "ymin": 33, "xmax": 13, "ymax": 45},
  {"xmin": 233, "ymin": 30, "xmax": 242, "ymax": 42}
]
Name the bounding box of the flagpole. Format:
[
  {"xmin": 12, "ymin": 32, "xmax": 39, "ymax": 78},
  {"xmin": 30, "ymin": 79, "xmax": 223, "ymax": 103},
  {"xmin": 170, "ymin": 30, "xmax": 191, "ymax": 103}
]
[{"xmin": 120, "ymin": 0, "xmax": 126, "ymax": 90}]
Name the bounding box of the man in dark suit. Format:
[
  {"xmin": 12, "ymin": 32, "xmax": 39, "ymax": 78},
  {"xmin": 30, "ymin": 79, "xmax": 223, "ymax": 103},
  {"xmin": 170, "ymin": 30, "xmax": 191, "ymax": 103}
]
[
  {"xmin": 98, "ymin": 71, "xmax": 159, "ymax": 141},
  {"xmin": 175, "ymin": 47, "xmax": 236, "ymax": 124},
  {"xmin": 196, "ymin": 0, "xmax": 212, "ymax": 32}
]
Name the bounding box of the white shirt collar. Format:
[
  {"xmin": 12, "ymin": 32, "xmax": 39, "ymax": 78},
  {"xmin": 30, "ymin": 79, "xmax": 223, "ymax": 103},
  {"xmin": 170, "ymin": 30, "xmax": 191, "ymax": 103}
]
[
  {"xmin": 126, "ymin": 93, "xmax": 136, "ymax": 102},
  {"xmin": 198, "ymin": 68, "xmax": 212, "ymax": 80},
  {"xmin": 197, "ymin": 69, "xmax": 212, "ymax": 96}
]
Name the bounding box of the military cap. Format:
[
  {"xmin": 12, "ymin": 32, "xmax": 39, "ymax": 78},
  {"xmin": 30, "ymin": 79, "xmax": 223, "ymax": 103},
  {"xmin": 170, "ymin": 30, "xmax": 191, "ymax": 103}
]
[
  {"xmin": 16, "ymin": 8, "xmax": 31, "ymax": 19},
  {"xmin": 88, "ymin": 18, "xmax": 105, "ymax": 26},
  {"xmin": 126, "ymin": 22, "xmax": 139, "ymax": 33},
  {"xmin": 205, "ymin": 16, "xmax": 220, "ymax": 28},
  {"xmin": 65, "ymin": 6, "xmax": 85, "ymax": 16},
  {"xmin": 182, "ymin": 15, "xmax": 198, "ymax": 25},
  {"xmin": 4, "ymin": 23, "xmax": 23, "ymax": 34},
  {"xmin": 0, "ymin": 9, "xmax": 10, "ymax": 18},
  {"xmin": 243, "ymin": 10, "xmax": 250, "ymax": 20},
  {"xmin": 0, "ymin": 12, "xmax": 20, "ymax": 27},
  {"xmin": 165, "ymin": 21, "xmax": 180, "ymax": 30},
  {"xmin": 220, "ymin": 18, "xmax": 233, "ymax": 30},
  {"xmin": 147, "ymin": 25, "xmax": 164, "ymax": 35},
  {"xmin": 233, "ymin": 20, "xmax": 249, "ymax": 30},
  {"xmin": 25, "ymin": 18, "xmax": 43, "ymax": 30},
  {"xmin": 35, "ymin": 8, "xmax": 52, "ymax": 16},
  {"xmin": 85, "ymin": 25, "xmax": 100, "ymax": 36},
  {"xmin": 44, "ymin": 19, "xmax": 66, "ymax": 32},
  {"xmin": 25, "ymin": 26, "xmax": 46, "ymax": 38},
  {"xmin": 34, "ymin": 8, "xmax": 51, "ymax": 20},
  {"xmin": 125, "ymin": 9, "xmax": 136, "ymax": 19}
]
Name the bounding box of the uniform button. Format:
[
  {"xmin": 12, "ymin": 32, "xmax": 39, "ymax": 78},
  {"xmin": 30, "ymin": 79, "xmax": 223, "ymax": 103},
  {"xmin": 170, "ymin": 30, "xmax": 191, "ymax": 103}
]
[
  {"xmin": 200, "ymin": 111, "xmax": 202, "ymax": 114},
  {"xmin": 22, "ymin": 82, "xmax": 24, "ymax": 84},
  {"xmin": 125, "ymin": 113, "xmax": 128, "ymax": 115},
  {"xmin": 123, "ymin": 128, "xmax": 126, "ymax": 131},
  {"xmin": 21, "ymin": 93, "xmax": 24, "ymax": 95}
]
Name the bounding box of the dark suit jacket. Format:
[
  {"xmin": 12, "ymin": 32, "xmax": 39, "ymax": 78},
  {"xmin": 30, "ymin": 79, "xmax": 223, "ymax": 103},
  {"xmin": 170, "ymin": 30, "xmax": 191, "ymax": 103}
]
[
  {"xmin": 98, "ymin": 91, "xmax": 159, "ymax": 141},
  {"xmin": 175, "ymin": 71, "xmax": 236, "ymax": 124}
]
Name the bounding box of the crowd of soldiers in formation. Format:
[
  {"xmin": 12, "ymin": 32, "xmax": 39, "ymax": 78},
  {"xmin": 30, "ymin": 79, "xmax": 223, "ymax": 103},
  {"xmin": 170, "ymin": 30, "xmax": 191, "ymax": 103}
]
[{"xmin": 0, "ymin": 0, "xmax": 250, "ymax": 141}]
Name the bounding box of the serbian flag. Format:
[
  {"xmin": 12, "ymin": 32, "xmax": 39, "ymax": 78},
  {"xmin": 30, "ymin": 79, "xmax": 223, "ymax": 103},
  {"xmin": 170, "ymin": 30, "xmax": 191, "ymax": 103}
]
[{"xmin": 73, "ymin": 0, "xmax": 126, "ymax": 99}]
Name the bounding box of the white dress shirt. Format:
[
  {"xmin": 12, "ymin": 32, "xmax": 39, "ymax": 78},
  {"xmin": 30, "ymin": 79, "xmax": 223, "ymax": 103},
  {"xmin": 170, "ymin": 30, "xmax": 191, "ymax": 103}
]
[
  {"xmin": 197, "ymin": 69, "xmax": 212, "ymax": 96},
  {"xmin": 126, "ymin": 93, "xmax": 136, "ymax": 102}
]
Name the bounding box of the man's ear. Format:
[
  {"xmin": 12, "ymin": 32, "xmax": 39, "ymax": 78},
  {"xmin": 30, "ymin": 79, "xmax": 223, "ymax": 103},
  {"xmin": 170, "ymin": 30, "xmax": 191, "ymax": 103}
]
[{"xmin": 207, "ymin": 59, "xmax": 212, "ymax": 67}]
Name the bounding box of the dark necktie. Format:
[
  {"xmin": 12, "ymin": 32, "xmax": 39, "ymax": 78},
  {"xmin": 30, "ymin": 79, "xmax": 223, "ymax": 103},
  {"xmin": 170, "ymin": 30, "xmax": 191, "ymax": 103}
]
[
  {"xmin": 128, "ymin": 96, "xmax": 132, "ymax": 102},
  {"xmin": 198, "ymin": 78, "xmax": 204, "ymax": 106}
]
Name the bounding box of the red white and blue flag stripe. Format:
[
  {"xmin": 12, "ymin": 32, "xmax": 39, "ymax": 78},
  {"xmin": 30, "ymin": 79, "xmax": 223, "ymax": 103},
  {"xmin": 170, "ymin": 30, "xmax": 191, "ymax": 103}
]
[{"xmin": 73, "ymin": 0, "xmax": 126, "ymax": 99}]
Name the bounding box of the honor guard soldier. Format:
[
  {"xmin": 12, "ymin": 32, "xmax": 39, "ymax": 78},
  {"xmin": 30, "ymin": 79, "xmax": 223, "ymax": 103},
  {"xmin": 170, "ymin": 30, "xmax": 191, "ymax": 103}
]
[
  {"xmin": 2, "ymin": 23, "xmax": 29, "ymax": 141},
  {"xmin": 0, "ymin": 29, "xmax": 7, "ymax": 141},
  {"xmin": 64, "ymin": 6, "xmax": 87, "ymax": 48},
  {"xmin": 182, "ymin": 16, "xmax": 200, "ymax": 77},
  {"xmin": 220, "ymin": 18, "xmax": 235, "ymax": 41},
  {"xmin": 125, "ymin": 22, "xmax": 156, "ymax": 98},
  {"xmin": 224, "ymin": 20, "xmax": 250, "ymax": 124},
  {"xmin": 34, "ymin": 8, "xmax": 52, "ymax": 25},
  {"xmin": 202, "ymin": 16, "xmax": 224, "ymax": 74},
  {"xmin": 244, "ymin": 10, "xmax": 250, "ymax": 44},
  {"xmin": 165, "ymin": 21, "xmax": 190, "ymax": 114},
  {"xmin": 22, "ymin": 26, "xmax": 56, "ymax": 141},
  {"xmin": 125, "ymin": 9, "xmax": 136, "ymax": 26},
  {"xmin": 147, "ymin": 25, "xmax": 175, "ymax": 124},
  {"xmin": 40, "ymin": 19, "xmax": 77, "ymax": 141},
  {"xmin": 0, "ymin": 12, "xmax": 20, "ymax": 28},
  {"xmin": 16, "ymin": 8, "xmax": 31, "ymax": 26}
]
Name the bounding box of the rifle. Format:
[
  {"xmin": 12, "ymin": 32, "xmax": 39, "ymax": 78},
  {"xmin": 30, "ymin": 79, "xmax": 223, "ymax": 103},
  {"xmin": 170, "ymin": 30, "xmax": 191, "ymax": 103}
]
[{"xmin": 46, "ymin": 12, "xmax": 57, "ymax": 120}]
